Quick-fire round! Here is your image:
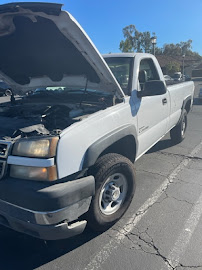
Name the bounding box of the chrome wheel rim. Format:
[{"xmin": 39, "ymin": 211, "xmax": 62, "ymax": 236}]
[{"xmin": 99, "ymin": 173, "xmax": 128, "ymax": 216}]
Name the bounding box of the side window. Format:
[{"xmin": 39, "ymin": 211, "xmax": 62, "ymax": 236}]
[{"xmin": 138, "ymin": 58, "xmax": 160, "ymax": 90}]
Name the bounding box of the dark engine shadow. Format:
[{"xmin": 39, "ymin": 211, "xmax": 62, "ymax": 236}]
[{"xmin": 0, "ymin": 225, "xmax": 100, "ymax": 270}]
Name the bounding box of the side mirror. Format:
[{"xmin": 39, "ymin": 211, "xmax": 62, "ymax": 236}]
[{"xmin": 137, "ymin": 80, "xmax": 167, "ymax": 98}]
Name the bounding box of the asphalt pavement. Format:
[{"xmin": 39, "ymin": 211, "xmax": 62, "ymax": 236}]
[{"xmin": 0, "ymin": 81, "xmax": 202, "ymax": 270}]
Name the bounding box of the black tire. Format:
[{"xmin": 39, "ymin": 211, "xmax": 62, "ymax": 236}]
[
  {"xmin": 86, "ymin": 153, "xmax": 136, "ymax": 231},
  {"xmin": 170, "ymin": 109, "xmax": 187, "ymax": 144}
]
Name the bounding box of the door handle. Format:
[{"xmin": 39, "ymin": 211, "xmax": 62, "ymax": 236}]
[{"xmin": 162, "ymin": 98, "xmax": 167, "ymax": 105}]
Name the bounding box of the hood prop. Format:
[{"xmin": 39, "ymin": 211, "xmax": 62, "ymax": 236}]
[{"xmin": 79, "ymin": 78, "xmax": 89, "ymax": 107}]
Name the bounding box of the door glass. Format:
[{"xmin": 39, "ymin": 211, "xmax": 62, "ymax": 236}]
[{"xmin": 139, "ymin": 59, "xmax": 160, "ymax": 90}]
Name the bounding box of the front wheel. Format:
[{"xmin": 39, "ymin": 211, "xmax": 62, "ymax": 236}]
[
  {"xmin": 170, "ymin": 109, "xmax": 187, "ymax": 144},
  {"xmin": 86, "ymin": 153, "xmax": 136, "ymax": 231}
]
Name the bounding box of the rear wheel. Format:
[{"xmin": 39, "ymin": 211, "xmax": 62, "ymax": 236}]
[
  {"xmin": 87, "ymin": 153, "xmax": 136, "ymax": 231},
  {"xmin": 170, "ymin": 109, "xmax": 187, "ymax": 144}
]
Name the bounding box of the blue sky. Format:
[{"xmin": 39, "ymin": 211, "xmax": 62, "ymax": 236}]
[{"xmin": 0, "ymin": 0, "xmax": 201, "ymax": 55}]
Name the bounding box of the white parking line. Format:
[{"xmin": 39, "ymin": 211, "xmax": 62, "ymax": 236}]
[
  {"xmin": 167, "ymin": 188, "xmax": 202, "ymax": 268},
  {"xmin": 83, "ymin": 141, "xmax": 202, "ymax": 270}
]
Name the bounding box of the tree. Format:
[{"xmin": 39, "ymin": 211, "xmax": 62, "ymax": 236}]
[
  {"xmin": 120, "ymin": 38, "xmax": 134, "ymax": 52},
  {"xmin": 119, "ymin": 25, "xmax": 155, "ymax": 53},
  {"xmin": 141, "ymin": 31, "xmax": 153, "ymax": 53},
  {"xmin": 119, "ymin": 25, "xmax": 202, "ymax": 59},
  {"xmin": 165, "ymin": 61, "xmax": 181, "ymax": 75},
  {"xmin": 155, "ymin": 47, "xmax": 163, "ymax": 55},
  {"xmin": 163, "ymin": 43, "xmax": 181, "ymax": 56},
  {"xmin": 179, "ymin": 40, "xmax": 192, "ymax": 55},
  {"xmin": 163, "ymin": 40, "xmax": 192, "ymax": 56}
]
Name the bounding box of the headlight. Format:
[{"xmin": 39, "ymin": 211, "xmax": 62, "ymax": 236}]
[
  {"xmin": 10, "ymin": 165, "xmax": 58, "ymax": 181},
  {"xmin": 12, "ymin": 137, "xmax": 59, "ymax": 158}
]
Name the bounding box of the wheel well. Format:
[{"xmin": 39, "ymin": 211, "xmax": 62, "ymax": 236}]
[
  {"xmin": 185, "ymin": 99, "xmax": 191, "ymax": 113},
  {"xmin": 98, "ymin": 135, "xmax": 136, "ymax": 162}
]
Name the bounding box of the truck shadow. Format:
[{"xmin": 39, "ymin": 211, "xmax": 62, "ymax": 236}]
[
  {"xmin": 146, "ymin": 138, "xmax": 175, "ymax": 154},
  {"xmin": 0, "ymin": 225, "xmax": 100, "ymax": 270}
]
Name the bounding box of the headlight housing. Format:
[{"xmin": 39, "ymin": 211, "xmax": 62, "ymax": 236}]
[
  {"xmin": 11, "ymin": 137, "xmax": 59, "ymax": 181},
  {"xmin": 12, "ymin": 137, "xmax": 59, "ymax": 158}
]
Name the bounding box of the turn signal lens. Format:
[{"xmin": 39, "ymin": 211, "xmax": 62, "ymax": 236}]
[{"xmin": 10, "ymin": 165, "xmax": 58, "ymax": 181}]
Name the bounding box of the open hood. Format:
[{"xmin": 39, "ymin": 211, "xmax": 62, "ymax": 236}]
[{"xmin": 0, "ymin": 2, "xmax": 125, "ymax": 98}]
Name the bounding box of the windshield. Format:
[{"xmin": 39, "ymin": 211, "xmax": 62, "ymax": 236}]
[
  {"xmin": 104, "ymin": 57, "xmax": 133, "ymax": 95},
  {"xmin": 28, "ymin": 87, "xmax": 111, "ymax": 96},
  {"xmin": 24, "ymin": 86, "xmax": 113, "ymax": 105}
]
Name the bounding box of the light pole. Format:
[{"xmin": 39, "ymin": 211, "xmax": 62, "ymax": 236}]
[
  {"xmin": 182, "ymin": 54, "xmax": 185, "ymax": 77},
  {"xmin": 151, "ymin": 36, "xmax": 157, "ymax": 55}
]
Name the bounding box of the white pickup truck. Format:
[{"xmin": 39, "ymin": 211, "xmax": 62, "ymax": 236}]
[{"xmin": 0, "ymin": 3, "xmax": 194, "ymax": 240}]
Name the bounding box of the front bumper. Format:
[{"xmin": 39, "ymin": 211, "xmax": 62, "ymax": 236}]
[{"xmin": 0, "ymin": 175, "xmax": 95, "ymax": 240}]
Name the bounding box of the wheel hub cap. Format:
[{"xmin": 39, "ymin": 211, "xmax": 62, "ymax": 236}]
[
  {"xmin": 99, "ymin": 173, "xmax": 128, "ymax": 216},
  {"xmin": 104, "ymin": 185, "xmax": 121, "ymax": 202}
]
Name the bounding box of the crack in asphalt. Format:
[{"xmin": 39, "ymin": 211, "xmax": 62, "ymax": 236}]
[
  {"xmin": 139, "ymin": 189, "xmax": 195, "ymax": 207},
  {"xmin": 123, "ymin": 173, "xmax": 181, "ymax": 226},
  {"xmin": 113, "ymin": 224, "xmax": 202, "ymax": 270},
  {"xmin": 172, "ymin": 177, "xmax": 202, "ymax": 189},
  {"xmin": 151, "ymin": 154, "xmax": 180, "ymax": 165},
  {"xmin": 164, "ymin": 190, "xmax": 194, "ymax": 206},
  {"xmin": 118, "ymin": 227, "xmax": 174, "ymax": 269},
  {"xmin": 118, "ymin": 227, "xmax": 202, "ymax": 270},
  {"xmin": 159, "ymin": 151, "xmax": 202, "ymax": 161},
  {"xmin": 137, "ymin": 169, "xmax": 167, "ymax": 177},
  {"xmin": 177, "ymin": 264, "xmax": 202, "ymax": 269}
]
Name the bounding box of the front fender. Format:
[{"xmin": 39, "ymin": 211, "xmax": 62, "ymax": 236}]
[{"xmin": 82, "ymin": 124, "xmax": 138, "ymax": 169}]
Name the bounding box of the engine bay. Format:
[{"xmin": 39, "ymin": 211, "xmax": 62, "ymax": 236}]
[{"xmin": 0, "ymin": 87, "xmax": 115, "ymax": 140}]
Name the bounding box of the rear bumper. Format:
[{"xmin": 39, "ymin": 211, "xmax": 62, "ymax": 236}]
[{"xmin": 0, "ymin": 176, "xmax": 95, "ymax": 240}]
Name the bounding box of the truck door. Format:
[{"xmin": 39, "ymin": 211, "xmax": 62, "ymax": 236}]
[{"xmin": 136, "ymin": 58, "xmax": 169, "ymax": 157}]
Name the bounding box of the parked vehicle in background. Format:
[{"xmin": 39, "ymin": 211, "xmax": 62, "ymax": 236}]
[
  {"xmin": 163, "ymin": 75, "xmax": 174, "ymax": 85},
  {"xmin": 0, "ymin": 80, "xmax": 12, "ymax": 96},
  {"xmin": 184, "ymin": 75, "xmax": 191, "ymax": 81},
  {"xmin": 164, "ymin": 75, "xmax": 173, "ymax": 81},
  {"xmin": 0, "ymin": 2, "xmax": 195, "ymax": 241},
  {"xmin": 173, "ymin": 72, "xmax": 183, "ymax": 81}
]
